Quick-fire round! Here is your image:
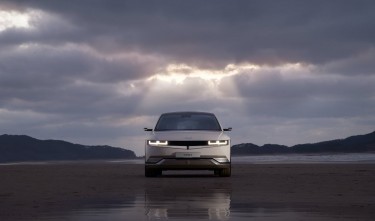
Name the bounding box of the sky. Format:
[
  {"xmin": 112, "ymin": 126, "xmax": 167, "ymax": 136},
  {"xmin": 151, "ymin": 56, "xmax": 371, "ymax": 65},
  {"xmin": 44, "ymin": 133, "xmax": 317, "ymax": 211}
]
[{"xmin": 1, "ymin": 0, "xmax": 374, "ymax": 156}]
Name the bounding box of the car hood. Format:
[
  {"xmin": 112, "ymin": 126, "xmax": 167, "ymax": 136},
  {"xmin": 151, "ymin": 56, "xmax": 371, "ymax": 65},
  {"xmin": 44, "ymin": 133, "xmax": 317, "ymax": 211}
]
[{"xmin": 148, "ymin": 131, "xmax": 229, "ymax": 141}]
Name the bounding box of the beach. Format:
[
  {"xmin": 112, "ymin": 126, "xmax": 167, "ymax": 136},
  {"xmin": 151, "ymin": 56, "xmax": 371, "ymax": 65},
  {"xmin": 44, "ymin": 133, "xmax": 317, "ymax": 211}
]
[{"xmin": 1, "ymin": 162, "xmax": 375, "ymax": 220}]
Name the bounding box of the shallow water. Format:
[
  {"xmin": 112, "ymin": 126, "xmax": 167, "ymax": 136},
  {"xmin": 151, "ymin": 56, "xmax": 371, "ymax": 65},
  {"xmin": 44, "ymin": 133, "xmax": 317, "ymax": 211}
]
[
  {"xmin": 110, "ymin": 153, "xmax": 375, "ymax": 165},
  {"xmin": 2, "ymin": 153, "xmax": 375, "ymax": 166},
  {"xmin": 232, "ymin": 153, "xmax": 375, "ymax": 164}
]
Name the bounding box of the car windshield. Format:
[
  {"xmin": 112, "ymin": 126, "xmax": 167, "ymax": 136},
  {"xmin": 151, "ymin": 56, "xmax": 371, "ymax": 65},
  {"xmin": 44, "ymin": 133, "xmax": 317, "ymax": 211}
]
[{"xmin": 154, "ymin": 113, "xmax": 222, "ymax": 131}]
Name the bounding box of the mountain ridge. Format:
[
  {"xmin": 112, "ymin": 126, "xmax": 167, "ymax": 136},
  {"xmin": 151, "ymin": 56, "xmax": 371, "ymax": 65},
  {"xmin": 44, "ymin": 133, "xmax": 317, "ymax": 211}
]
[
  {"xmin": 231, "ymin": 130, "xmax": 375, "ymax": 155},
  {"xmin": 0, "ymin": 134, "xmax": 136, "ymax": 163},
  {"xmin": 1, "ymin": 131, "xmax": 375, "ymax": 162}
]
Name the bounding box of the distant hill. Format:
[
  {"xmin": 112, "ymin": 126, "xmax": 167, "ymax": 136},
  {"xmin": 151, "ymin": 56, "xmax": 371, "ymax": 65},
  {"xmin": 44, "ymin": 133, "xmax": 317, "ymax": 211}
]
[
  {"xmin": 232, "ymin": 131, "xmax": 375, "ymax": 155},
  {"xmin": 0, "ymin": 134, "xmax": 136, "ymax": 163}
]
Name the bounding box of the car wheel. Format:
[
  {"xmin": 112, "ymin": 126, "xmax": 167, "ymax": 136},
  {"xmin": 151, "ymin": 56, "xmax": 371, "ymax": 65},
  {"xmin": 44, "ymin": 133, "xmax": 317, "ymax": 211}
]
[
  {"xmin": 219, "ymin": 167, "xmax": 231, "ymax": 177},
  {"xmin": 145, "ymin": 168, "xmax": 161, "ymax": 177},
  {"xmin": 155, "ymin": 169, "xmax": 162, "ymax": 176}
]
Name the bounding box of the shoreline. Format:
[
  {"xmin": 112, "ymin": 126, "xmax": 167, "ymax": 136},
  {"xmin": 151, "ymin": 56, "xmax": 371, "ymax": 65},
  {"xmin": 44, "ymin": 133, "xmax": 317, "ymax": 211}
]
[{"xmin": 2, "ymin": 152, "xmax": 375, "ymax": 166}]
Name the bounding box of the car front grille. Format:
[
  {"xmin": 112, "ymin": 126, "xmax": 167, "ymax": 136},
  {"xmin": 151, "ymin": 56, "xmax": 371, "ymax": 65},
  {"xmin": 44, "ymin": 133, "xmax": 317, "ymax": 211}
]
[{"xmin": 168, "ymin": 141, "xmax": 208, "ymax": 146}]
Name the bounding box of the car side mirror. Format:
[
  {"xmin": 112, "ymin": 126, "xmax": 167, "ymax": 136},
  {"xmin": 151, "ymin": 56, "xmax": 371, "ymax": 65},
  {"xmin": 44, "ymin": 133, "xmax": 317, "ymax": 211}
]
[
  {"xmin": 223, "ymin": 127, "xmax": 232, "ymax": 131},
  {"xmin": 144, "ymin": 128, "xmax": 153, "ymax": 131}
]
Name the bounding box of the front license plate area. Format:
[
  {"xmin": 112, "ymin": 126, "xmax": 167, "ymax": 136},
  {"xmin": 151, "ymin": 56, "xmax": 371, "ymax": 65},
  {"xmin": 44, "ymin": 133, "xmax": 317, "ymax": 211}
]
[{"xmin": 175, "ymin": 152, "xmax": 200, "ymax": 158}]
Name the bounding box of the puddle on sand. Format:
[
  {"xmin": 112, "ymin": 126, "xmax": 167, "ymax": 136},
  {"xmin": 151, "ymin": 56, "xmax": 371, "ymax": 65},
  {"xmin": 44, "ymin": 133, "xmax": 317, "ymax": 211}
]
[{"xmin": 37, "ymin": 188, "xmax": 359, "ymax": 221}]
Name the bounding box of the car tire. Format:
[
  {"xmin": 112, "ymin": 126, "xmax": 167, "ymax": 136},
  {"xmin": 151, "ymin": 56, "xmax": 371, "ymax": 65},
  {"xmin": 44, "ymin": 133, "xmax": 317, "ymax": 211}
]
[
  {"xmin": 219, "ymin": 167, "xmax": 231, "ymax": 177},
  {"xmin": 214, "ymin": 169, "xmax": 220, "ymax": 176},
  {"xmin": 145, "ymin": 168, "xmax": 161, "ymax": 177}
]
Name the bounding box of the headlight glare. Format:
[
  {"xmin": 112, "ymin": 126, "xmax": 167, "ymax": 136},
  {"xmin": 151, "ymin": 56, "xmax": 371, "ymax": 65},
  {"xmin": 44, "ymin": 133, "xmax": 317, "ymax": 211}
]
[
  {"xmin": 208, "ymin": 140, "xmax": 228, "ymax": 146},
  {"xmin": 148, "ymin": 140, "xmax": 168, "ymax": 146}
]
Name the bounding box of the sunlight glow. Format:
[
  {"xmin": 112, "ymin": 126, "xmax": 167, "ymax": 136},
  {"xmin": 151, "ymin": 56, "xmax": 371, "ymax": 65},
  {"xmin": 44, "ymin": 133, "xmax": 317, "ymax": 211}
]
[
  {"xmin": 136, "ymin": 61, "xmax": 311, "ymax": 118},
  {"xmin": 0, "ymin": 10, "xmax": 32, "ymax": 31},
  {"xmin": 278, "ymin": 62, "xmax": 313, "ymax": 74},
  {"xmin": 148, "ymin": 63, "xmax": 260, "ymax": 84}
]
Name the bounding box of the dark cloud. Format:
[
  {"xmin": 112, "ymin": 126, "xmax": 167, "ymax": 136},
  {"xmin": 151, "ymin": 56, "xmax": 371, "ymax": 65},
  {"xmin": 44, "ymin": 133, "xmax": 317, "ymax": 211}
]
[
  {"xmin": 1, "ymin": 0, "xmax": 375, "ymax": 155},
  {"xmin": 3, "ymin": 0, "xmax": 375, "ymax": 67},
  {"xmin": 322, "ymin": 48, "xmax": 375, "ymax": 75},
  {"xmin": 226, "ymin": 69, "xmax": 375, "ymax": 118},
  {"xmin": 0, "ymin": 44, "xmax": 158, "ymax": 84}
]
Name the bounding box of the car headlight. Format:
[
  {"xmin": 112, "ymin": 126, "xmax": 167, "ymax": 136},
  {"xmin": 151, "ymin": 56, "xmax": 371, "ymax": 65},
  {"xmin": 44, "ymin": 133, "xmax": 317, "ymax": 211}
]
[
  {"xmin": 208, "ymin": 140, "xmax": 228, "ymax": 146},
  {"xmin": 148, "ymin": 140, "xmax": 168, "ymax": 146}
]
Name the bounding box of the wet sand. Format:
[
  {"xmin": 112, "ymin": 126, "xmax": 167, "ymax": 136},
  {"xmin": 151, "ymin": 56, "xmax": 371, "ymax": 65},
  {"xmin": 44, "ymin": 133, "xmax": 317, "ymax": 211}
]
[{"xmin": 1, "ymin": 163, "xmax": 375, "ymax": 220}]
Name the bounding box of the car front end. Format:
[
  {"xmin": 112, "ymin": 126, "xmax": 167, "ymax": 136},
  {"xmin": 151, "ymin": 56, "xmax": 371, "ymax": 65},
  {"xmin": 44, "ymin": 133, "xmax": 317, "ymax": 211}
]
[{"xmin": 144, "ymin": 112, "xmax": 231, "ymax": 177}]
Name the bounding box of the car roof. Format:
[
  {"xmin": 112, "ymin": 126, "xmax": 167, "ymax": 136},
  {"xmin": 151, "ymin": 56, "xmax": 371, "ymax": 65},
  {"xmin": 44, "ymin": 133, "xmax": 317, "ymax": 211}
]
[{"xmin": 160, "ymin": 111, "xmax": 215, "ymax": 116}]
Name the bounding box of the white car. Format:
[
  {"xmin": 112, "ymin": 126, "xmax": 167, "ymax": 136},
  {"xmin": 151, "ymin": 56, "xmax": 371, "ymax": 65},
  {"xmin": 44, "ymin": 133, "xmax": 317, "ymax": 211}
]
[{"xmin": 144, "ymin": 111, "xmax": 231, "ymax": 177}]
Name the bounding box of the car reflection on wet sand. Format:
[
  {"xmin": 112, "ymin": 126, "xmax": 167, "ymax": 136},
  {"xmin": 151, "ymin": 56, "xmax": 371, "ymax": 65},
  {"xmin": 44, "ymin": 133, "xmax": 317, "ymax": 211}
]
[
  {"xmin": 48, "ymin": 179, "xmax": 363, "ymax": 221},
  {"xmin": 145, "ymin": 187, "xmax": 231, "ymax": 220},
  {"xmin": 2, "ymin": 163, "xmax": 375, "ymax": 220}
]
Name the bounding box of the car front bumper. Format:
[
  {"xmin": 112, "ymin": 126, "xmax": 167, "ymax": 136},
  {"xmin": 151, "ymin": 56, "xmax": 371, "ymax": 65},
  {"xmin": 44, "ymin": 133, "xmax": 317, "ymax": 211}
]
[{"xmin": 145, "ymin": 156, "xmax": 231, "ymax": 170}]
